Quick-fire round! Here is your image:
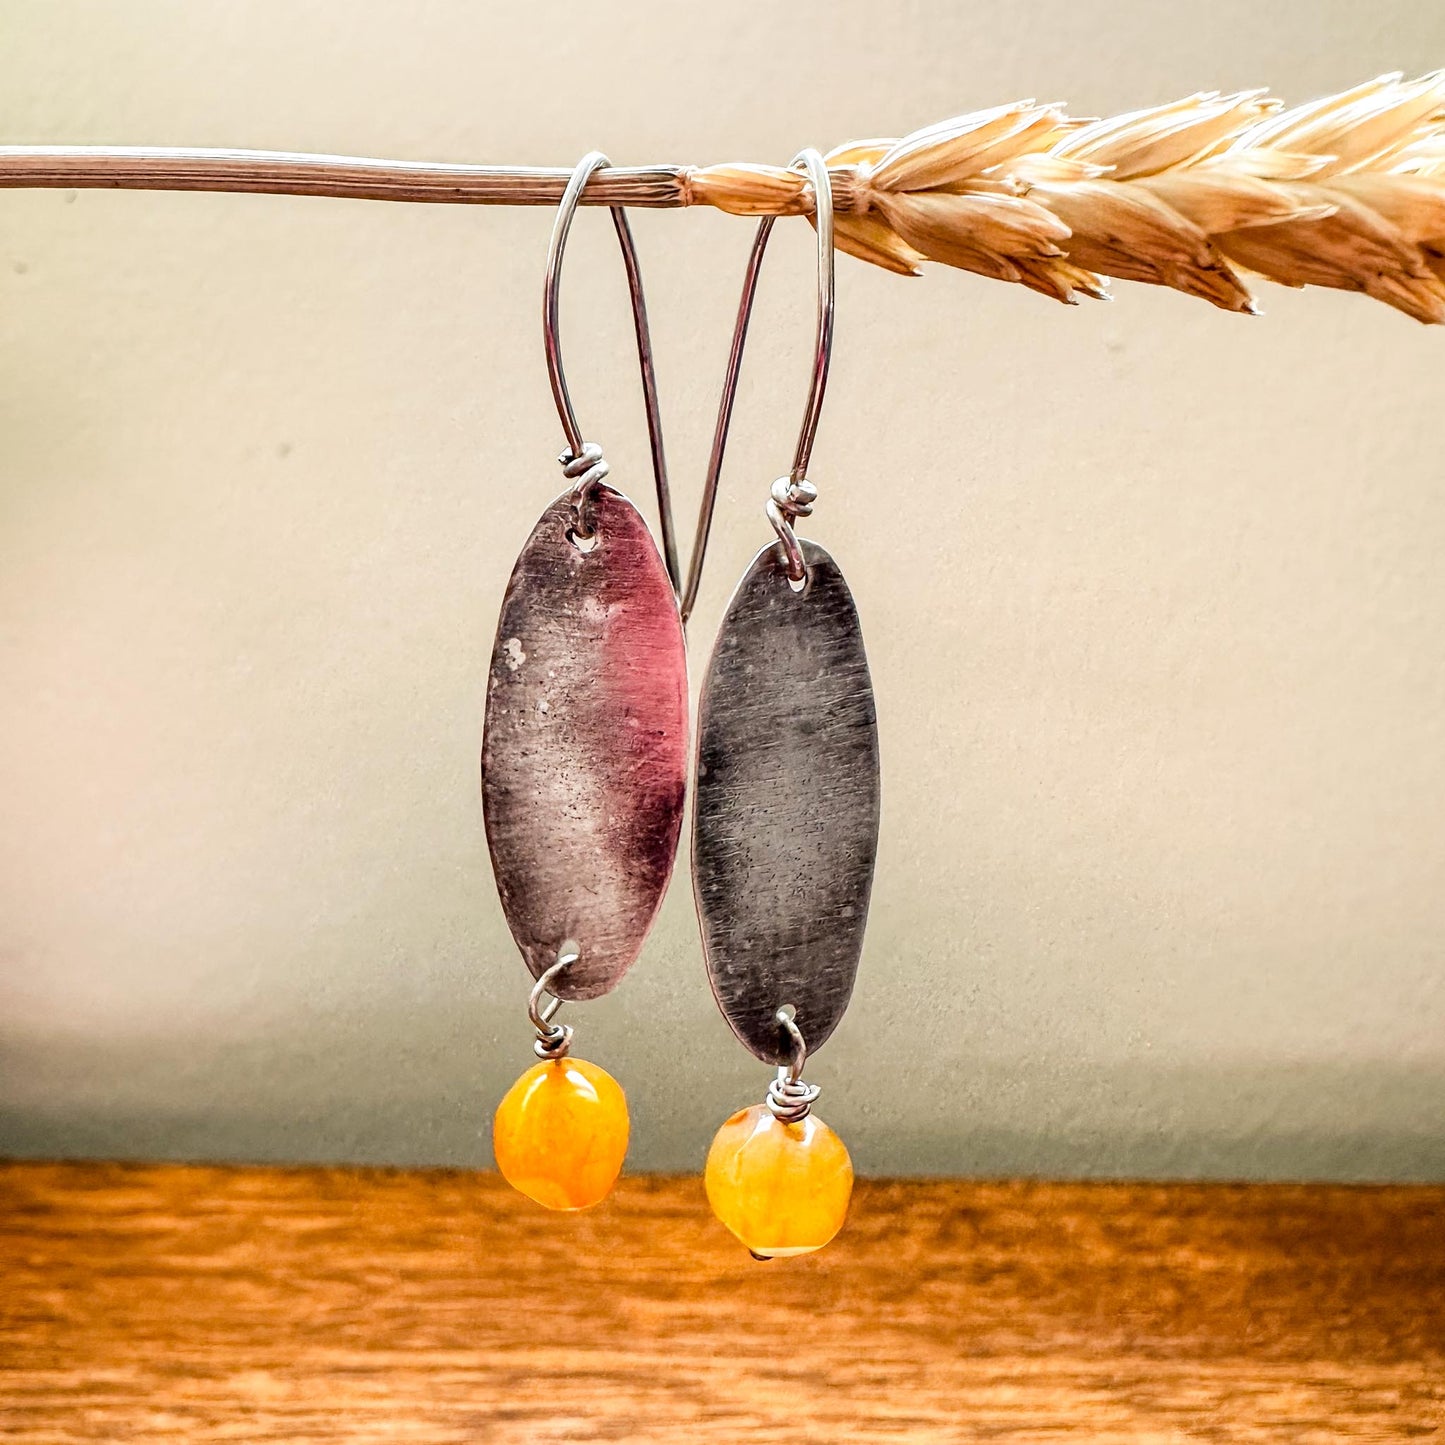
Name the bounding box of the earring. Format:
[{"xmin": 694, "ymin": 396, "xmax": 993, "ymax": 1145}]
[
  {"xmin": 686, "ymin": 150, "xmax": 881, "ymax": 1258},
  {"xmin": 482, "ymin": 153, "xmax": 688, "ymax": 1210}
]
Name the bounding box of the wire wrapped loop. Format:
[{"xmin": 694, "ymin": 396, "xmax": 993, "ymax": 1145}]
[
  {"xmin": 559, "ymin": 441, "xmax": 610, "ymax": 539},
  {"xmin": 765, "ymin": 475, "xmax": 817, "ymax": 584},
  {"xmin": 527, "ymin": 945, "xmax": 579, "ymax": 1060},
  {"xmin": 765, "ymin": 1004, "xmax": 821, "ymax": 1121},
  {"xmin": 767, "ymin": 1069, "xmax": 821, "ymax": 1123}
]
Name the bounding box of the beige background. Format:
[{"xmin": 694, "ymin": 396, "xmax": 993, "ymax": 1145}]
[{"xmin": 2, "ymin": 1, "xmax": 1443, "ymax": 1178}]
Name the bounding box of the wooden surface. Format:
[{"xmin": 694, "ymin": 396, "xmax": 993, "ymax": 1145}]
[{"xmin": 1, "ymin": 1163, "xmax": 1442, "ymax": 1442}]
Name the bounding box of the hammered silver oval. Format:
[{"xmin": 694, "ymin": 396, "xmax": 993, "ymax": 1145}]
[
  {"xmin": 482, "ymin": 485, "xmax": 688, "ymax": 1002},
  {"xmin": 692, "ymin": 539, "xmax": 880, "ymax": 1065}
]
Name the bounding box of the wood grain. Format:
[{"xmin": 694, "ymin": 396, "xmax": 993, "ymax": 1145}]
[{"xmin": 1, "ymin": 1162, "xmax": 1441, "ymax": 1442}]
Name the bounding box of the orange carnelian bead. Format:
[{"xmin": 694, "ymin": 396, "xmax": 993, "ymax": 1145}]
[
  {"xmin": 492, "ymin": 1058, "xmax": 629, "ymax": 1211},
  {"xmin": 704, "ymin": 1104, "xmax": 853, "ymax": 1258}
]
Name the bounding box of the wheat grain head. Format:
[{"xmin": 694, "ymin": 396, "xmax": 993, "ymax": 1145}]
[{"xmin": 691, "ymin": 73, "xmax": 1445, "ymax": 321}]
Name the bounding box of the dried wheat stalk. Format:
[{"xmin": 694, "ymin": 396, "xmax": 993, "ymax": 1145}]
[
  {"xmin": 693, "ymin": 71, "xmax": 1445, "ymax": 321},
  {"xmin": 5, "ymin": 73, "xmax": 1443, "ymax": 320}
]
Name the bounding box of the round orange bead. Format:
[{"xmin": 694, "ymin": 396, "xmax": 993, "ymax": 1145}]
[
  {"xmin": 704, "ymin": 1104, "xmax": 854, "ymax": 1258},
  {"xmin": 492, "ymin": 1058, "xmax": 629, "ymax": 1211}
]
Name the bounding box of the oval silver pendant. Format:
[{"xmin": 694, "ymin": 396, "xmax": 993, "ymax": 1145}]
[
  {"xmin": 482, "ymin": 485, "xmax": 688, "ymax": 1002},
  {"xmin": 693, "ymin": 539, "xmax": 880, "ymax": 1065}
]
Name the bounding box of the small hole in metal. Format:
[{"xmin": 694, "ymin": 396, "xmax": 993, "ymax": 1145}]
[{"xmin": 566, "ymin": 528, "xmax": 599, "ymax": 553}]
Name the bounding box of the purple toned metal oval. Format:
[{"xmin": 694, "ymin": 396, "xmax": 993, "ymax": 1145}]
[
  {"xmin": 692, "ymin": 539, "xmax": 880, "ymax": 1066},
  {"xmin": 482, "ymin": 485, "xmax": 688, "ymax": 1002}
]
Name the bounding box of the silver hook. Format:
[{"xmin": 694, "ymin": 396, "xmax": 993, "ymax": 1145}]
[
  {"xmin": 527, "ymin": 942, "xmax": 579, "ymax": 1060},
  {"xmin": 543, "ymin": 152, "xmax": 681, "ymax": 590},
  {"xmin": 775, "ymin": 1004, "xmax": 808, "ymax": 1082},
  {"xmin": 679, "ymin": 147, "xmax": 836, "ymax": 622}
]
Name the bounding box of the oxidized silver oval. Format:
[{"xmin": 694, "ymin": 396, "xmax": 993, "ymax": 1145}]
[
  {"xmin": 482, "ymin": 485, "xmax": 688, "ymax": 1002},
  {"xmin": 692, "ymin": 539, "xmax": 880, "ymax": 1065}
]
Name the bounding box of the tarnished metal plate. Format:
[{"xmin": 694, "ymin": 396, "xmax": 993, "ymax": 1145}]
[
  {"xmin": 693, "ymin": 539, "xmax": 880, "ymax": 1065},
  {"xmin": 482, "ymin": 485, "xmax": 688, "ymax": 1001}
]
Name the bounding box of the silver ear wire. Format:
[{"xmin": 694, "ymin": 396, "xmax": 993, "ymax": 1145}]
[
  {"xmin": 542, "ymin": 152, "xmax": 680, "ymax": 588},
  {"xmin": 679, "ymin": 147, "xmax": 836, "ymax": 621}
]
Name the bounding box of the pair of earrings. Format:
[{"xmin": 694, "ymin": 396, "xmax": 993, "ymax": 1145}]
[{"xmin": 481, "ymin": 152, "xmax": 880, "ymax": 1259}]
